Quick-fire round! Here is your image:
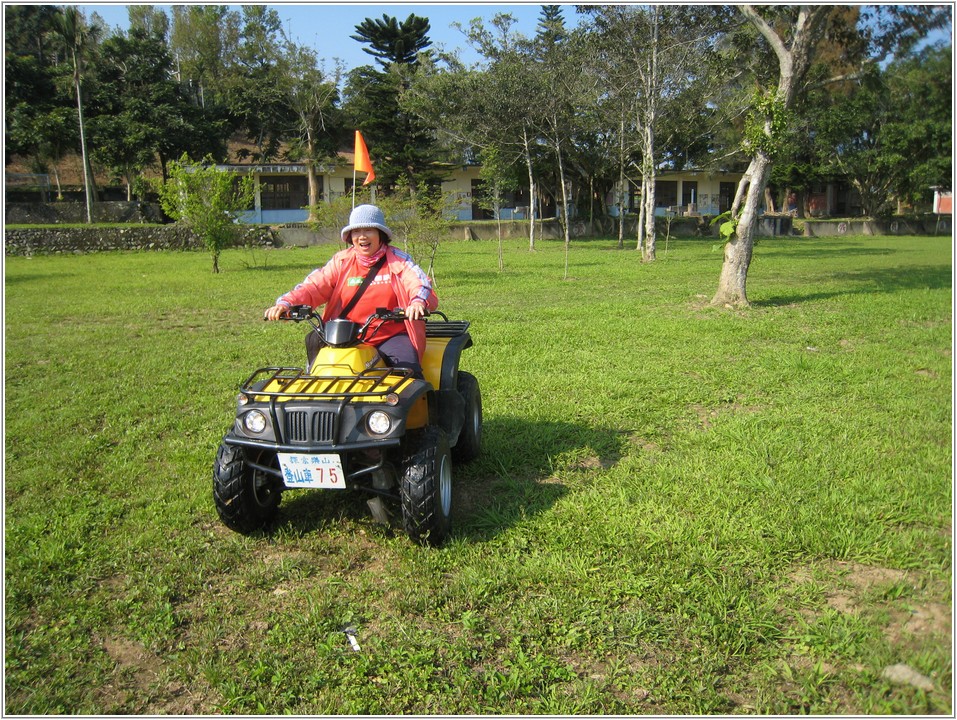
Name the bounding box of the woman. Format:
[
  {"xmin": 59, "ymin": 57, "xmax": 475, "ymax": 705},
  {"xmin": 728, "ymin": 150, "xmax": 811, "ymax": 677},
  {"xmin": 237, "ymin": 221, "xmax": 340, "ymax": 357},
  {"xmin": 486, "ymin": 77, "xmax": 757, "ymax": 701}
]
[{"xmin": 264, "ymin": 204, "xmax": 438, "ymax": 376}]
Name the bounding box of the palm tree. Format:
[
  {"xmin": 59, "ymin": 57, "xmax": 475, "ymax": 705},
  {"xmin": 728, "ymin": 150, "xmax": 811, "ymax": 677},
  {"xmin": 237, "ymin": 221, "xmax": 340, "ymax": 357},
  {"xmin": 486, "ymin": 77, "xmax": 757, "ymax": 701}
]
[{"xmin": 54, "ymin": 7, "xmax": 96, "ymax": 223}]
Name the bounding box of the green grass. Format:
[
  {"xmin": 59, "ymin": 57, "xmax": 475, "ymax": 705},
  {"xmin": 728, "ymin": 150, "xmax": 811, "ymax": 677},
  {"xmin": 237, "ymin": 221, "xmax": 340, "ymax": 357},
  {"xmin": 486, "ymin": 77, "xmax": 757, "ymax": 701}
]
[{"xmin": 5, "ymin": 234, "xmax": 951, "ymax": 714}]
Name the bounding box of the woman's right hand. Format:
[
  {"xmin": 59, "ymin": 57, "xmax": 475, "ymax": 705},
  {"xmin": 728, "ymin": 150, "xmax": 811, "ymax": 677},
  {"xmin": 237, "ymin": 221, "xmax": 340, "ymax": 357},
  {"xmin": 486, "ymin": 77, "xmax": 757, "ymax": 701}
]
[{"xmin": 264, "ymin": 304, "xmax": 290, "ymax": 321}]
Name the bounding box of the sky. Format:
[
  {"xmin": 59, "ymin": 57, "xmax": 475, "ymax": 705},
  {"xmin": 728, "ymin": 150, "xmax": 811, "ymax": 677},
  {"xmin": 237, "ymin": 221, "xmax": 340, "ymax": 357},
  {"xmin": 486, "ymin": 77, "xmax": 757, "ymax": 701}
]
[{"xmin": 76, "ymin": 2, "xmax": 574, "ymax": 69}]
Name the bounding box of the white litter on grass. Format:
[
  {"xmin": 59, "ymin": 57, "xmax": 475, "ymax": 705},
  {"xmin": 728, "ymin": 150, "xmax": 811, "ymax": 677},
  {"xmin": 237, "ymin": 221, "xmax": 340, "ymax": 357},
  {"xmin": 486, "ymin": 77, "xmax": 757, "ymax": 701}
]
[
  {"xmin": 343, "ymin": 627, "xmax": 361, "ymax": 652},
  {"xmin": 882, "ymin": 663, "xmax": 934, "ymax": 691},
  {"xmin": 367, "ymin": 497, "xmax": 390, "ymax": 525}
]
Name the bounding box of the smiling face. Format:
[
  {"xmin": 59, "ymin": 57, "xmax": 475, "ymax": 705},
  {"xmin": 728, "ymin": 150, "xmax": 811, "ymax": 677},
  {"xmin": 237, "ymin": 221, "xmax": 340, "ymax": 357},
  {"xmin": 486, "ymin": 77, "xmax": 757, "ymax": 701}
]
[{"xmin": 349, "ymin": 228, "xmax": 383, "ymax": 257}]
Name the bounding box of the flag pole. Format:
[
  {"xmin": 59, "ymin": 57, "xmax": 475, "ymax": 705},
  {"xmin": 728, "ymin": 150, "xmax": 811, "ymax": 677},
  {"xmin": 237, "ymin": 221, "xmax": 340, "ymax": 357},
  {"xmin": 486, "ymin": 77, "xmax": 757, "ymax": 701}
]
[{"xmin": 353, "ymin": 130, "xmax": 375, "ymax": 208}]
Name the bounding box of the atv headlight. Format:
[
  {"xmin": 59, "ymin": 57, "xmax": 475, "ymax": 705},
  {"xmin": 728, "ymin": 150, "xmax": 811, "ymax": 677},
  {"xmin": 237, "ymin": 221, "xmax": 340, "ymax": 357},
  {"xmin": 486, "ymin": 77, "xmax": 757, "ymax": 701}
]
[
  {"xmin": 367, "ymin": 411, "xmax": 392, "ymax": 436},
  {"xmin": 243, "ymin": 409, "xmax": 268, "ymax": 434}
]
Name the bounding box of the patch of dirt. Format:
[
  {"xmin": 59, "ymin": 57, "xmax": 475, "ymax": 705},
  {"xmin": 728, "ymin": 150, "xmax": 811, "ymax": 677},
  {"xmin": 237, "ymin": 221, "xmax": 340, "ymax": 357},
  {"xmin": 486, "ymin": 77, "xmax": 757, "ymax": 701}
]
[
  {"xmin": 569, "ymin": 453, "xmax": 617, "ymax": 471},
  {"xmin": 784, "ymin": 559, "xmax": 952, "ymax": 692},
  {"xmin": 629, "ymin": 434, "xmax": 661, "ymax": 454},
  {"xmin": 824, "ymin": 562, "xmax": 909, "ymax": 614},
  {"xmin": 690, "ymin": 399, "xmax": 763, "ymax": 430},
  {"xmin": 96, "ymin": 635, "xmax": 219, "ymax": 714}
]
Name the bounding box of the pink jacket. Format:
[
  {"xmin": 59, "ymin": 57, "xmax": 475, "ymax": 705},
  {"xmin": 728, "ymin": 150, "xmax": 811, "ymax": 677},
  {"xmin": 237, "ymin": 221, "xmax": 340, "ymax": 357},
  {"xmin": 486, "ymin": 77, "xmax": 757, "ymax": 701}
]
[{"xmin": 276, "ymin": 245, "xmax": 438, "ymax": 361}]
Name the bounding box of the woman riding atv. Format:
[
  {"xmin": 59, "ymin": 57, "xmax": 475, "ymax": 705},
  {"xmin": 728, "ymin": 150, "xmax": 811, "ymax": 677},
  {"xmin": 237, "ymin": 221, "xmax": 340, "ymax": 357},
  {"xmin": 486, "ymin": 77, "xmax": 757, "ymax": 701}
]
[{"xmin": 264, "ymin": 204, "xmax": 438, "ymax": 377}]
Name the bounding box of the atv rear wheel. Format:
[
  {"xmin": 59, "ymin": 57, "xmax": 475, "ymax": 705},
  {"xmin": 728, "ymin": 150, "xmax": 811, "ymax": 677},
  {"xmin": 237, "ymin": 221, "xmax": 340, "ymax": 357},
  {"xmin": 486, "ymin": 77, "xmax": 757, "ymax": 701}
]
[
  {"xmin": 400, "ymin": 426, "xmax": 452, "ymax": 546},
  {"xmin": 453, "ymin": 371, "xmax": 482, "ymax": 463},
  {"xmin": 213, "ymin": 442, "xmax": 281, "ymax": 534}
]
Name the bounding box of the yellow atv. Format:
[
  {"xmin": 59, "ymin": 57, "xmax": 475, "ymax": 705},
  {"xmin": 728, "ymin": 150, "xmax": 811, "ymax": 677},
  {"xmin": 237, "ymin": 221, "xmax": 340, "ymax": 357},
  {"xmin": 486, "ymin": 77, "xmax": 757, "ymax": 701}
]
[{"xmin": 213, "ymin": 306, "xmax": 481, "ymax": 545}]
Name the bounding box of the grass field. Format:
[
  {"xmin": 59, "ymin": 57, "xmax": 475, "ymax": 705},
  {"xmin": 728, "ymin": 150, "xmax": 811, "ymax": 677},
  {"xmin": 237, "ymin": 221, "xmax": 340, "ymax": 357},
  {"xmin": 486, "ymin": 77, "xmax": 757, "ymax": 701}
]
[{"xmin": 4, "ymin": 233, "xmax": 952, "ymax": 714}]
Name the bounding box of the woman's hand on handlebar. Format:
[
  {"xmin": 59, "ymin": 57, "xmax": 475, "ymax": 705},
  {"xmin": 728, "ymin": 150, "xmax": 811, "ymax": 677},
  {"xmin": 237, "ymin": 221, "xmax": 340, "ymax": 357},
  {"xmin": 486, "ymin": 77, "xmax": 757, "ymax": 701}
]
[
  {"xmin": 264, "ymin": 304, "xmax": 290, "ymax": 321},
  {"xmin": 405, "ymin": 300, "xmax": 427, "ymax": 321}
]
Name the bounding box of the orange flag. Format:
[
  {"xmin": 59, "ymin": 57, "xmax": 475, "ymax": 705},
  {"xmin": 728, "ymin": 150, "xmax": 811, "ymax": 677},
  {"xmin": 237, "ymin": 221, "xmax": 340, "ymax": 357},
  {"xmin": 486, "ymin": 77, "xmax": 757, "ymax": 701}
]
[{"xmin": 354, "ymin": 130, "xmax": 375, "ymax": 185}]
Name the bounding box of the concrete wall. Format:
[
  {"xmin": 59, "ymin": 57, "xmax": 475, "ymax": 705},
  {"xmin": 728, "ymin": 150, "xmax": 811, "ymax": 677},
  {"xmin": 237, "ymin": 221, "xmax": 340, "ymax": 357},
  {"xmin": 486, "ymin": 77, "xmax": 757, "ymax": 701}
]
[
  {"xmin": 4, "ymin": 225, "xmax": 278, "ymax": 256},
  {"xmin": 802, "ymin": 217, "xmax": 951, "ymax": 236}
]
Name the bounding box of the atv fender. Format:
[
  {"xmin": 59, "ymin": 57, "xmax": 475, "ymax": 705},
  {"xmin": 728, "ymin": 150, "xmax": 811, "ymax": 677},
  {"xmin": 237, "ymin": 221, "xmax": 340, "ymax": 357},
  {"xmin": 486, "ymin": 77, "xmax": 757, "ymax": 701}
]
[{"xmin": 433, "ymin": 388, "xmax": 466, "ymax": 446}]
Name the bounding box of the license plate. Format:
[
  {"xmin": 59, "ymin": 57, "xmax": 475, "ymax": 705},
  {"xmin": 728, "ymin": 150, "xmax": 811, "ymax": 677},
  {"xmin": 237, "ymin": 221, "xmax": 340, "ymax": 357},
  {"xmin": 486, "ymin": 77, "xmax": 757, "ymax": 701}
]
[{"xmin": 278, "ymin": 453, "xmax": 346, "ymax": 489}]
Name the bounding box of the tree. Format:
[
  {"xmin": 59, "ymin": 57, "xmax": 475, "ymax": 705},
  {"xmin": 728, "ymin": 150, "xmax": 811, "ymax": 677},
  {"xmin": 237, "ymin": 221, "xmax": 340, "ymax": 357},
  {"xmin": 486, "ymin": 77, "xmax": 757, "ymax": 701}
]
[
  {"xmin": 712, "ymin": 4, "xmax": 950, "ymax": 308},
  {"xmin": 410, "ymin": 12, "xmax": 543, "ymax": 250},
  {"xmin": 351, "ymin": 13, "xmax": 432, "ymax": 68},
  {"xmin": 90, "ymin": 27, "xmax": 222, "ymax": 197},
  {"xmin": 53, "ymin": 6, "xmax": 99, "ymax": 222},
  {"xmin": 532, "ymin": 5, "xmax": 581, "ymax": 278},
  {"xmin": 584, "ymin": 5, "xmax": 728, "ymax": 260},
  {"xmin": 156, "ymin": 156, "xmax": 254, "ymax": 273},
  {"xmin": 283, "ymin": 42, "xmax": 344, "ymax": 222},
  {"xmin": 169, "ymin": 5, "xmax": 239, "ymax": 109},
  {"xmin": 225, "ymin": 6, "xmax": 292, "ymax": 162},
  {"xmin": 477, "ymin": 144, "xmax": 520, "ymax": 271},
  {"xmin": 810, "ymin": 42, "xmax": 952, "ymax": 217},
  {"xmin": 453, "ymin": 12, "xmax": 547, "ymax": 251},
  {"xmin": 127, "ymin": 5, "xmax": 168, "ymax": 41},
  {"xmin": 881, "ymin": 43, "xmax": 952, "ymax": 207},
  {"xmin": 343, "ymin": 13, "xmax": 442, "ymax": 193},
  {"xmin": 4, "ymin": 6, "xmax": 77, "ymax": 196}
]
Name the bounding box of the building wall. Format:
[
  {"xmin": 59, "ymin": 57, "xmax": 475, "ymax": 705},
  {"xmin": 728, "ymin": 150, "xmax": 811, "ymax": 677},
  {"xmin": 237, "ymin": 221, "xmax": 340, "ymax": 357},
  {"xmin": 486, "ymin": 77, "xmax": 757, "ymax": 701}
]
[
  {"xmin": 609, "ymin": 171, "xmax": 743, "ymax": 218},
  {"xmin": 230, "ymin": 164, "xmax": 753, "ymax": 225}
]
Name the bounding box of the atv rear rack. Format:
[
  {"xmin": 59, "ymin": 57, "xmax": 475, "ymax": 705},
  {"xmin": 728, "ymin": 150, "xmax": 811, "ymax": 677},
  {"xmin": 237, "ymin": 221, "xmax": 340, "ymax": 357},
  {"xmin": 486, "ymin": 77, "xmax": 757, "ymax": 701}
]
[
  {"xmin": 240, "ymin": 366, "xmax": 414, "ymax": 400},
  {"xmin": 425, "ymin": 320, "xmax": 470, "ymax": 338}
]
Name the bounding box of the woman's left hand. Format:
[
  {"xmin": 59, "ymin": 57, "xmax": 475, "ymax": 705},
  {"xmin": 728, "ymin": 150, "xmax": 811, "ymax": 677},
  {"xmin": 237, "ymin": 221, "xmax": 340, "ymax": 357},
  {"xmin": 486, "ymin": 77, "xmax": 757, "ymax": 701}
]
[{"xmin": 406, "ymin": 300, "xmax": 427, "ymax": 321}]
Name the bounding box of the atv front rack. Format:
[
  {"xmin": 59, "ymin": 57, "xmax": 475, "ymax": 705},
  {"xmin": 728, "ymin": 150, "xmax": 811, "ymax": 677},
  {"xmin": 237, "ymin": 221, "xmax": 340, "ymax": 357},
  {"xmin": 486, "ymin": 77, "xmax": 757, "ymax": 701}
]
[{"xmin": 240, "ymin": 366, "xmax": 415, "ymax": 401}]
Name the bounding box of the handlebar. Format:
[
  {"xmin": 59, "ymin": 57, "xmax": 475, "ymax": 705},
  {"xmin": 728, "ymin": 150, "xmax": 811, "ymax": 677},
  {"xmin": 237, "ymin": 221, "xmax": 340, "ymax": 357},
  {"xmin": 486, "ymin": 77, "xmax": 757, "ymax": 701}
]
[
  {"xmin": 269, "ymin": 305, "xmax": 446, "ymax": 324},
  {"xmin": 267, "ymin": 305, "xmax": 447, "ymax": 343}
]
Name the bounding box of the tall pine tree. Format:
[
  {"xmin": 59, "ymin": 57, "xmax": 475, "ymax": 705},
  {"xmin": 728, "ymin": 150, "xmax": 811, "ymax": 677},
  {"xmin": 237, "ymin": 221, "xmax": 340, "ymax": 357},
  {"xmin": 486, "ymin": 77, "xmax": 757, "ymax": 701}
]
[{"xmin": 343, "ymin": 13, "xmax": 442, "ymax": 194}]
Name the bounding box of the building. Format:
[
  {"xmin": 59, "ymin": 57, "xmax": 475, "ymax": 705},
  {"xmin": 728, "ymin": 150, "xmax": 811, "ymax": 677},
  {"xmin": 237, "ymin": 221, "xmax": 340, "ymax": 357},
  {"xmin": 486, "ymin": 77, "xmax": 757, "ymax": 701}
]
[
  {"xmin": 220, "ymin": 157, "xmax": 870, "ymax": 225},
  {"xmin": 612, "ymin": 169, "xmax": 741, "ymax": 218},
  {"xmin": 219, "ymin": 154, "xmax": 486, "ymax": 224}
]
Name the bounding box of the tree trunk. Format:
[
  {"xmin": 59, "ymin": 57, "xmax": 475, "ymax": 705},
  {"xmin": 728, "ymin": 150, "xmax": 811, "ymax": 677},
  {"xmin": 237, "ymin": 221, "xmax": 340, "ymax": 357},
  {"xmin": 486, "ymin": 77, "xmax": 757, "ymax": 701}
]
[
  {"xmin": 304, "ymin": 126, "xmax": 320, "ymax": 224},
  {"xmin": 556, "ymin": 140, "xmax": 571, "ymax": 280},
  {"xmin": 711, "ymin": 5, "xmax": 829, "ymax": 306},
  {"xmin": 636, "ymin": 180, "xmax": 646, "ymax": 253},
  {"xmin": 711, "ymin": 152, "xmax": 772, "ymax": 307},
  {"xmin": 72, "ymin": 52, "xmax": 94, "ymax": 224},
  {"xmin": 52, "ymin": 164, "xmax": 63, "ymax": 200},
  {"xmin": 495, "ymin": 188, "xmax": 504, "ymax": 271},
  {"xmin": 642, "ymin": 154, "xmax": 657, "ymax": 262},
  {"xmin": 617, "ymin": 117, "xmax": 625, "ymax": 249},
  {"xmin": 764, "ymin": 186, "xmax": 776, "ymax": 213},
  {"xmin": 523, "ymin": 126, "xmax": 536, "ymax": 251}
]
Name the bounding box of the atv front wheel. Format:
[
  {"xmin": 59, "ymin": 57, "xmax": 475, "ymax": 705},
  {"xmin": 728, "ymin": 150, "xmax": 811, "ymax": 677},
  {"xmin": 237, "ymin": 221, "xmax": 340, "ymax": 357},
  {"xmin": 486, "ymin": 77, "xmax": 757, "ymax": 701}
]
[
  {"xmin": 213, "ymin": 442, "xmax": 281, "ymax": 534},
  {"xmin": 400, "ymin": 426, "xmax": 452, "ymax": 546},
  {"xmin": 453, "ymin": 371, "xmax": 482, "ymax": 463}
]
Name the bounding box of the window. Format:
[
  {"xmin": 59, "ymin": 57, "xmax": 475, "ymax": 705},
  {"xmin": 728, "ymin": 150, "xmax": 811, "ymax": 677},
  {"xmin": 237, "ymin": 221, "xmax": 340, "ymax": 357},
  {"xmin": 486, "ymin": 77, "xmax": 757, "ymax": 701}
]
[
  {"xmin": 260, "ymin": 176, "xmax": 310, "ymax": 210},
  {"xmin": 719, "ymin": 182, "xmax": 736, "ymax": 213},
  {"xmin": 682, "ymin": 181, "xmax": 698, "ymax": 207},
  {"xmin": 655, "ymin": 180, "xmax": 677, "ymax": 208},
  {"xmin": 471, "ymin": 179, "xmax": 494, "ymax": 219}
]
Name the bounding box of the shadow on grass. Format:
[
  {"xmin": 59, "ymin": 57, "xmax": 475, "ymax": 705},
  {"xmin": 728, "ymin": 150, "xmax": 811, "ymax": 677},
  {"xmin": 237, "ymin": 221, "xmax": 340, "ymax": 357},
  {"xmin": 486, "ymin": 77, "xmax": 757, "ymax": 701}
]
[
  {"xmin": 760, "ymin": 240, "xmax": 896, "ymax": 258},
  {"xmin": 271, "ymin": 416, "xmax": 625, "ymax": 544},
  {"xmin": 452, "ymin": 415, "xmax": 625, "ymax": 542},
  {"xmin": 755, "ymin": 264, "xmax": 951, "ymax": 307},
  {"xmin": 236, "ymin": 261, "xmax": 327, "ymax": 276}
]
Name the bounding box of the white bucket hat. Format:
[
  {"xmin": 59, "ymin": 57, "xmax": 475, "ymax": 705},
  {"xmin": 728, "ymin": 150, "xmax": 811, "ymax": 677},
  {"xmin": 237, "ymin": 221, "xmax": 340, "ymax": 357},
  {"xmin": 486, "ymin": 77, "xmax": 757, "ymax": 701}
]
[{"xmin": 340, "ymin": 204, "xmax": 393, "ymax": 243}]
